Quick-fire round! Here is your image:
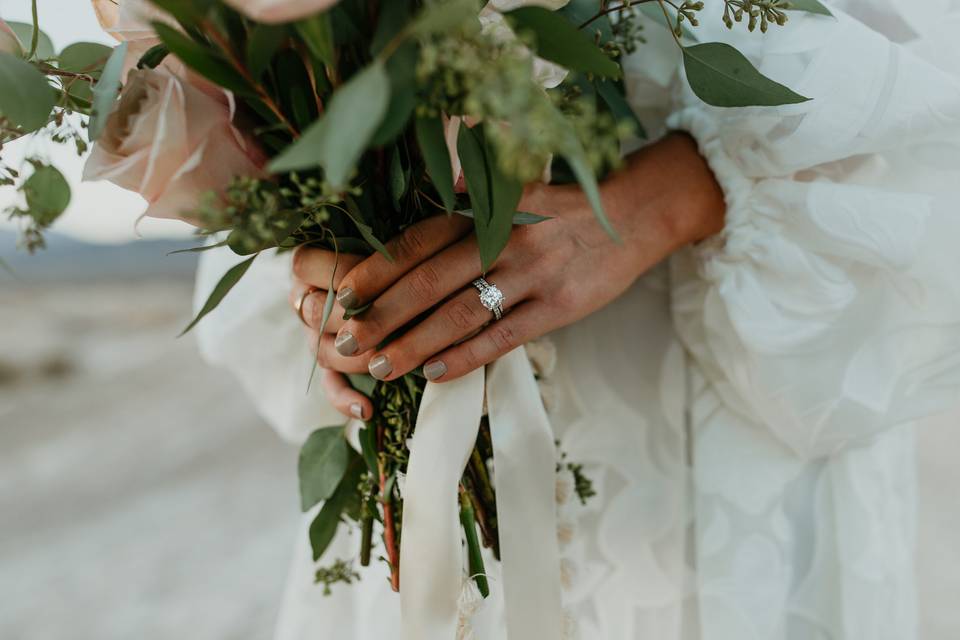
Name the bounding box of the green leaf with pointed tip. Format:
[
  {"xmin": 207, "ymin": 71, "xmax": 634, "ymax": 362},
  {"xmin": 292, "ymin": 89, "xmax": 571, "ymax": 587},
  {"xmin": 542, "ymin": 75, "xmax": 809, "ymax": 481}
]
[
  {"xmin": 178, "ymin": 255, "xmax": 255, "ymax": 336},
  {"xmin": 308, "ymin": 454, "xmax": 364, "ymax": 561},
  {"xmin": 269, "ymin": 62, "xmax": 391, "ymax": 189},
  {"xmin": 786, "ymin": 0, "xmax": 832, "ymax": 16},
  {"xmin": 299, "ymin": 426, "xmax": 349, "ymax": 512},
  {"xmin": 0, "ymin": 51, "xmax": 55, "ymax": 132},
  {"xmin": 246, "ymin": 24, "xmax": 287, "ymax": 79},
  {"xmin": 59, "ymin": 42, "xmax": 113, "ymax": 102},
  {"xmin": 560, "ymin": 139, "xmax": 619, "ymax": 242},
  {"xmin": 456, "ymin": 209, "xmax": 551, "ymax": 225},
  {"xmin": 344, "ymin": 200, "xmax": 392, "ymax": 261},
  {"xmin": 88, "ymin": 42, "xmax": 127, "ymax": 140},
  {"xmin": 296, "ymin": 13, "xmax": 335, "ymax": 66},
  {"xmin": 415, "ymin": 115, "xmax": 456, "ymax": 212},
  {"xmin": 682, "ymin": 42, "xmax": 810, "ymax": 107},
  {"xmin": 507, "ymin": 6, "xmax": 621, "ymax": 79},
  {"xmin": 348, "ymin": 373, "xmax": 377, "ymax": 396}
]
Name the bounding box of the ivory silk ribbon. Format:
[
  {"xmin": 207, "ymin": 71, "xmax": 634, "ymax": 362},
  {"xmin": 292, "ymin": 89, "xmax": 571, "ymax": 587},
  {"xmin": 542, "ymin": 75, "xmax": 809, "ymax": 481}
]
[{"xmin": 400, "ymin": 347, "xmax": 563, "ymax": 639}]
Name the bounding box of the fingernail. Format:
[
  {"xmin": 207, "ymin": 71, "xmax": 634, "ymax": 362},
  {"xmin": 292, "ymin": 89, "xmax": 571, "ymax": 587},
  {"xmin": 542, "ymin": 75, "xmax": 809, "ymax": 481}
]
[
  {"xmin": 336, "ymin": 287, "xmax": 358, "ymax": 310},
  {"xmin": 350, "ymin": 402, "xmax": 364, "ymax": 419},
  {"xmin": 335, "ymin": 331, "xmax": 358, "ymax": 356},
  {"xmin": 423, "ymin": 361, "xmax": 447, "ymax": 381},
  {"xmin": 369, "ymin": 354, "xmax": 393, "ymax": 380}
]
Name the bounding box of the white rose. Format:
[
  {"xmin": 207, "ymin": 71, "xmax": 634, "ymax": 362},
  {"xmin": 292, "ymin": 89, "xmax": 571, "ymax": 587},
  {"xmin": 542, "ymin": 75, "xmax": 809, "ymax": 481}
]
[
  {"xmin": 221, "ymin": 0, "xmax": 341, "ymax": 24},
  {"xmin": 83, "ymin": 68, "xmax": 265, "ymax": 221},
  {"xmin": 0, "ymin": 19, "xmax": 23, "ymax": 56}
]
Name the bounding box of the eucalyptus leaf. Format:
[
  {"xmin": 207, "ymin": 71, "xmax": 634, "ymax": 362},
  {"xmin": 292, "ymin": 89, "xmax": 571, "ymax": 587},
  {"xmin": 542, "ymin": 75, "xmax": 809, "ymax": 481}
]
[
  {"xmin": 389, "ymin": 145, "xmax": 407, "ymax": 210},
  {"xmin": 308, "ymin": 455, "xmax": 364, "ymax": 561},
  {"xmin": 595, "ymin": 78, "xmax": 646, "ymax": 139},
  {"xmin": 455, "ymin": 209, "xmax": 551, "ymax": 225},
  {"xmin": 247, "ymin": 24, "xmax": 287, "ymax": 79},
  {"xmin": 456, "ymin": 124, "xmax": 491, "ymax": 226},
  {"xmin": 167, "ymin": 240, "xmax": 229, "ymax": 255},
  {"xmin": 152, "ymin": 23, "xmax": 250, "ymax": 95},
  {"xmin": 370, "ymin": 42, "xmax": 417, "ymax": 146},
  {"xmin": 408, "ymin": 0, "xmax": 478, "ymax": 37},
  {"xmin": 88, "ymin": 42, "xmax": 128, "ymax": 141},
  {"xmin": 7, "ymin": 22, "xmax": 53, "ymax": 60},
  {"xmin": 296, "ymin": 13, "xmax": 335, "ymax": 66},
  {"xmin": 344, "ymin": 200, "xmax": 392, "ymax": 261},
  {"xmin": 507, "ymin": 7, "xmax": 621, "ymax": 79},
  {"xmin": 23, "ymin": 166, "xmax": 70, "ymax": 225},
  {"xmin": 58, "ymin": 42, "xmax": 112, "ymax": 74},
  {"xmin": 682, "ymin": 42, "xmax": 810, "ymax": 107},
  {"xmin": 347, "ymin": 373, "xmax": 378, "ymax": 396},
  {"xmin": 415, "ymin": 115, "xmax": 456, "ymax": 212},
  {"xmin": 786, "ymin": 0, "xmax": 832, "ymax": 16},
  {"xmin": 0, "ymin": 51, "xmax": 55, "ymax": 132},
  {"xmin": 178, "ymin": 255, "xmax": 255, "ymax": 336},
  {"xmin": 562, "ymin": 142, "xmax": 619, "ymax": 242},
  {"xmin": 299, "ymin": 426, "xmax": 349, "ymax": 512},
  {"xmin": 482, "ymin": 137, "xmax": 524, "ymax": 271},
  {"xmin": 358, "ymin": 426, "xmax": 379, "ymax": 475},
  {"xmin": 269, "ymin": 62, "xmax": 391, "ymax": 189}
]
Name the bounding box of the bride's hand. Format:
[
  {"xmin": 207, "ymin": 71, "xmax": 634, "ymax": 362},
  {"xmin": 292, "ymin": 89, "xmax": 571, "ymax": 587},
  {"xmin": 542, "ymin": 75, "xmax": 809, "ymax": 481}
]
[{"xmin": 293, "ymin": 132, "xmax": 724, "ymax": 390}]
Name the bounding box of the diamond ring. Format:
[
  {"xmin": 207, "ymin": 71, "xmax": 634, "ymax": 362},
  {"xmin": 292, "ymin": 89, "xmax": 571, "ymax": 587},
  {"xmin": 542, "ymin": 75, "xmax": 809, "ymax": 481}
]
[{"xmin": 472, "ymin": 278, "xmax": 504, "ymax": 321}]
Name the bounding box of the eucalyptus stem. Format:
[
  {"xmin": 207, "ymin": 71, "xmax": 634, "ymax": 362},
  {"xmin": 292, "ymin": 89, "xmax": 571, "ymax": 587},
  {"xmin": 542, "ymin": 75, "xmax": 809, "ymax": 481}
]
[
  {"xmin": 459, "ymin": 489, "xmax": 490, "ymax": 598},
  {"xmin": 29, "ymin": 0, "xmax": 39, "ymax": 60}
]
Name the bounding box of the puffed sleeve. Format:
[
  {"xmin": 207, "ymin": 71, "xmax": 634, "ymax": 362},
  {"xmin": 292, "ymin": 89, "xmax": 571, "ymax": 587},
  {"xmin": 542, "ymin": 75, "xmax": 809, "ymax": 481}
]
[
  {"xmin": 192, "ymin": 246, "xmax": 343, "ymax": 444},
  {"xmin": 664, "ymin": 1, "xmax": 960, "ymax": 457}
]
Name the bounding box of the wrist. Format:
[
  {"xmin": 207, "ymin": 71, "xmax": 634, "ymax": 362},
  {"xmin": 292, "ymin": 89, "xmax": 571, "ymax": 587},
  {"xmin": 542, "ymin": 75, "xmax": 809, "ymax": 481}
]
[{"xmin": 606, "ymin": 132, "xmax": 726, "ymax": 251}]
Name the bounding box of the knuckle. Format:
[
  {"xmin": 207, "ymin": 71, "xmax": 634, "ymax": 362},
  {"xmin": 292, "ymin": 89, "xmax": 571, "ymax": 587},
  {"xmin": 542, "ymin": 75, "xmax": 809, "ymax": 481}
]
[
  {"xmin": 292, "ymin": 247, "xmax": 312, "ymax": 280},
  {"xmin": 552, "ymin": 282, "xmax": 582, "ymax": 313},
  {"xmin": 445, "ymin": 300, "xmax": 478, "ymax": 332},
  {"xmin": 461, "ymin": 342, "xmax": 482, "ymax": 372},
  {"xmin": 406, "ymin": 263, "xmax": 441, "ymax": 304},
  {"xmin": 487, "ymin": 323, "xmax": 517, "ymax": 353},
  {"xmin": 393, "ymin": 225, "xmax": 428, "ymax": 262}
]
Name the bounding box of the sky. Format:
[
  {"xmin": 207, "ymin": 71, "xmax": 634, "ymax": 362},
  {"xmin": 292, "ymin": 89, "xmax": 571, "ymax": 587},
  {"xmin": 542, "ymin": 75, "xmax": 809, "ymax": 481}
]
[{"xmin": 0, "ymin": 0, "xmax": 192, "ymax": 244}]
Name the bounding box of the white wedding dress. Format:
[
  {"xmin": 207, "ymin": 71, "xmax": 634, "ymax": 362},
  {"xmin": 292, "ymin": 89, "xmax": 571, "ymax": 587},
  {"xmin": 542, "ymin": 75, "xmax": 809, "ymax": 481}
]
[{"xmin": 193, "ymin": 2, "xmax": 960, "ymax": 638}]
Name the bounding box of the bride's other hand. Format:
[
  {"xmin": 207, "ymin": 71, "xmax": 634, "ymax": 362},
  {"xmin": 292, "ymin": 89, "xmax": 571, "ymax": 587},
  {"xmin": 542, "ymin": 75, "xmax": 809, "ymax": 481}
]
[{"xmin": 332, "ymin": 132, "xmax": 725, "ymax": 382}]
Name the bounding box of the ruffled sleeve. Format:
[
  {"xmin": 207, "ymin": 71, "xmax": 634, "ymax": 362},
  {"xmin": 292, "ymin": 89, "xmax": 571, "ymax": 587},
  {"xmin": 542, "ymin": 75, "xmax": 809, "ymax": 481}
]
[
  {"xmin": 192, "ymin": 246, "xmax": 343, "ymax": 444},
  {"xmin": 665, "ymin": 1, "xmax": 960, "ymax": 457}
]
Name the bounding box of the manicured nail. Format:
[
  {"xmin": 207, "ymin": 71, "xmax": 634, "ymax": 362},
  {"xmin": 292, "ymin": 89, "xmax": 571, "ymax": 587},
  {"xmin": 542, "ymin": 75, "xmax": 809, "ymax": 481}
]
[
  {"xmin": 336, "ymin": 287, "xmax": 358, "ymax": 310},
  {"xmin": 423, "ymin": 361, "xmax": 447, "ymax": 381},
  {"xmin": 350, "ymin": 402, "xmax": 364, "ymax": 419},
  {"xmin": 369, "ymin": 354, "xmax": 393, "ymax": 380},
  {"xmin": 335, "ymin": 331, "xmax": 358, "ymax": 356}
]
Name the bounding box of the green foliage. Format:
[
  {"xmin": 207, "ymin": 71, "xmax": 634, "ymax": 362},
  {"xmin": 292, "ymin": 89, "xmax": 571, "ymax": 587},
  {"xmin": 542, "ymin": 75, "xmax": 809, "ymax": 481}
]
[
  {"xmin": 152, "ymin": 22, "xmax": 250, "ymax": 95},
  {"xmin": 414, "ymin": 115, "xmax": 456, "ymax": 212},
  {"xmin": 22, "ymin": 165, "xmax": 70, "ymax": 225},
  {"xmin": 246, "ymin": 24, "xmax": 288, "ymax": 79},
  {"xmin": 179, "ymin": 255, "xmax": 256, "ymax": 336},
  {"xmin": 507, "ymin": 7, "xmax": 621, "ymax": 79},
  {"xmin": 7, "ymin": 21, "xmax": 53, "ymax": 59},
  {"xmin": 785, "ymin": 0, "xmax": 832, "ymax": 16},
  {"xmin": 269, "ymin": 62, "xmax": 391, "ymax": 188},
  {"xmin": 682, "ymin": 42, "xmax": 809, "ymax": 107},
  {"xmin": 299, "ymin": 426, "xmax": 350, "ymax": 512},
  {"xmin": 0, "ymin": 51, "xmax": 55, "ymax": 132},
  {"xmin": 296, "ymin": 13, "xmax": 335, "ymax": 66},
  {"xmin": 88, "ymin": 42, "xmax": 127, "ymax": 141},
  {"xmin": 308, "ymin": 452, "xmax": 364, "ymax": 561}
]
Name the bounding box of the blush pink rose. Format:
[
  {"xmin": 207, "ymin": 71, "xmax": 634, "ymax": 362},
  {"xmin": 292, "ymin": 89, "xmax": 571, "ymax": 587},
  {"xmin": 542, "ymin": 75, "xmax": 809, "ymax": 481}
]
[
  {"xmin": 91, "ymin": 0, "xmax": 182, "ymax": 78},
  {"xmin": 0, "ymin": 19, "xmax": 23, "ymax": 56},
  {"xmin": 221, "ymin": 0, "xmax": 341, "ymax": 24},
  {"xmin": 83, "ymin": 68, "xmax": 265, "ymax": 221}
]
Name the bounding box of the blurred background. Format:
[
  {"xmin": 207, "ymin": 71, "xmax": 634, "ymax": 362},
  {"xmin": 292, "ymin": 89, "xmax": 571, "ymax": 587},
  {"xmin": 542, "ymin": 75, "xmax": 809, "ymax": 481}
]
[
  {"xmin": 1, "ymin": 2, "xmax": 958, "ymax": 639},
  {"xmin": 0, "ymin": 2, "xmax": 299, "ymax": 638}
]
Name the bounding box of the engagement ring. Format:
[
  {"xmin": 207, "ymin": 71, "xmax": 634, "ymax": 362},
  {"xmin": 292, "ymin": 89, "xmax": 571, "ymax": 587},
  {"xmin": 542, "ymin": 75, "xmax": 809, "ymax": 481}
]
[{"xmin": 472, "ymin": 278, "xmax": 504, "ymax": 320}]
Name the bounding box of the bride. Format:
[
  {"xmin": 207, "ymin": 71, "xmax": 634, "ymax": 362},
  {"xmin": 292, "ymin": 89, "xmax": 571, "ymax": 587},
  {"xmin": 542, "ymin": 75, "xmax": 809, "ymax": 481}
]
[{"xmin": 194, "ymin": 1, "xmax": 960, "ymax": 638}]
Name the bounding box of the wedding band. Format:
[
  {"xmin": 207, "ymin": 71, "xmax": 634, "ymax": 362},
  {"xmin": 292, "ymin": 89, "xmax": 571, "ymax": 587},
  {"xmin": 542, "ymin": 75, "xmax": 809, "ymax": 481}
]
[
  {"xmin": 472, "ymin": 278, "xmax": 504, "ymax": 321},
  {"xmin": 295, "ymin": 287, "xmax": 319, "ymax": 328}
]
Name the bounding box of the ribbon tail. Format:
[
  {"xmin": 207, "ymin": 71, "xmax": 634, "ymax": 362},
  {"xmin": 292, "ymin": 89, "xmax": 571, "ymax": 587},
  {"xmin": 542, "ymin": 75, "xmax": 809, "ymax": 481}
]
[
  {"xmin": 487, "ymin": 347, "xmax": 564, "ymax": 639},
  {"xmin": 400, "ymin": 368, "xmax": 485, "ymax": 640}
]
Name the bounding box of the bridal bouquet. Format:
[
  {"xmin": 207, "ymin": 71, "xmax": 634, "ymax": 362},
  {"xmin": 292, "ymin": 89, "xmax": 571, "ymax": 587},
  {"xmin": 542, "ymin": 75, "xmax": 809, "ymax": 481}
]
[{"xmin": 1, "ymin": 0, "xmax": 826, "ymax": 623}]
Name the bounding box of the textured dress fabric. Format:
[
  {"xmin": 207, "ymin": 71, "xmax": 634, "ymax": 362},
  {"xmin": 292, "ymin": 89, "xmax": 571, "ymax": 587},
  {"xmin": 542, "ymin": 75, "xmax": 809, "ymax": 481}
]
[{"xmin": 193, "ymin": 2, "xmax": 960, "ymax": 638}]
